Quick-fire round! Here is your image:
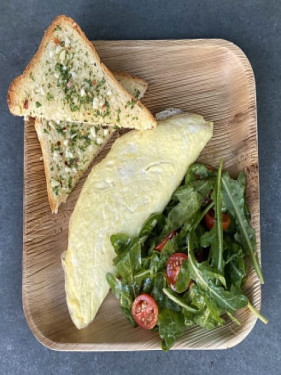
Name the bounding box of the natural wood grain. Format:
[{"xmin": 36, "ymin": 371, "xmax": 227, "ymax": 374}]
[{"xmin": 22, "ymin": 39, "xmax": 261, "ymax": 351}]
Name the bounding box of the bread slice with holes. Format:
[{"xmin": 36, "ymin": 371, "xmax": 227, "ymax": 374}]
[
  {"xmin": 8, "ymin": 15, "xmax": 155, "ymax": 130},
  {"xmin": 35, "ymin": 71, "xmax": 148, "ymax": 214}
]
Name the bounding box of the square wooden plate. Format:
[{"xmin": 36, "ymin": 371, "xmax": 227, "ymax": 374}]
[{"xmin": 23, "ymin": 39, "xmax": 261, "ymax": 351}]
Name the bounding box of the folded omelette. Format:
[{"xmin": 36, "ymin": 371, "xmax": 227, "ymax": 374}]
[{"xmin": 63, "ymin": 113, "xmax": 213, "ymax": 329}]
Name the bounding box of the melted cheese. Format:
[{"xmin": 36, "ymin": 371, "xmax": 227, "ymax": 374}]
[{"xmin": 63, "ymin": 113, "xmax": 213, "ymax": 329}]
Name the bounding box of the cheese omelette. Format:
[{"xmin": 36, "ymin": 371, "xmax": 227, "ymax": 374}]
[{"xmin": 63, "ymin": 113, "xmax": 213, "ymax": 329}]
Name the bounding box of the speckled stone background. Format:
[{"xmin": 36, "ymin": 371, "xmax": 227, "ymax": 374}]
[{"xmin": 0, "ymin": 0, "xmax": 280, "ymax": 374}]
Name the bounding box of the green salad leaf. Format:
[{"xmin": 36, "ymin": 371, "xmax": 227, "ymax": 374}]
[
  {"xmin": 176, "ymin": 258, "xmax": 191, "ymax": 293},
  {"xmin": 106, "ymin": 273, "xmax": 136, "ymax": 326},
  {"xmin": 186, "ymin": 165, "xmax": 215, "ymax": 203},
  {"xmin": 185, "ymin": 163, "xmax": 216, "ymax": 183},
  {"xmin": 163, "ymin": 288, "xmax": 197, "ymax": 313},
  {"xmin": 158, "ymin": 309, "xmax": 186, "ymax": 351},
  {"xmin": 114, "ymin": 238, "xmax": 142, "ymax": 281},
  {"xmin": 188, "ymin": 231, "xmax": 247, "ymax": 313},
  {"xmin": 224, "ymin": 239, "xmax": 246, "ymax": 289},
  {"xmin": 211, "ymin": 159, "xmax": 224, "ymax": 273},
  {"xmin": 165, "ymin": 186, "xmax": 201, "ymax": 231},
  {"xmin": 221, "ymin": 172, "xmax": 264, "ymax": 283},
  {"xmin": 110, "ymin": 233, "xmax": 132, "ymax": 255},
  {"xmin": 138, "ymin": 212, "xmax": 165, "ymax": 238}
]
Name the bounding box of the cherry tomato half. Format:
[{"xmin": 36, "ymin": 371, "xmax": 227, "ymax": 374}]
[
  {"xmin": 205, "ymin": 209, "xmax": 231, "ymax": 231},
  {"xmin": 166, "ymin": 253, "xmax": 192, "ymax": 292},
  {"xmin": 154, "ymin": 230, "xmax": 177, "ymax": 252},
  {"xmin": 132, "ymin": 294, "xmax": 158, "ymax": 330}
]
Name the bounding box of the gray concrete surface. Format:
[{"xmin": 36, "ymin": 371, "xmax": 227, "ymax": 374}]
[{"xmin": 0, "ymin": 0, "xmax": 280, "ymax": 374}]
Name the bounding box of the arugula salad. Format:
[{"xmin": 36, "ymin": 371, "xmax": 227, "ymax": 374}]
[{"xmin": 106, "ymin": 161, "xmax": 267, "ymax": 350}]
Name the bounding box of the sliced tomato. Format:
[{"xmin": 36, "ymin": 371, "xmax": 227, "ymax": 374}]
[
  {"xmin": 205, "ymin": 209, "xmax": 231, "ymax": 231},
  {"xmin": 132, "ymin": 294, "xmax": 158, "ymax": 330},
  {"xmin": 154, "ymin": 230, "xmax": 177, "ymax": 252},
  {"xmin": 166, "ymin": 253, "xmax": 192, "ymax": 292}
]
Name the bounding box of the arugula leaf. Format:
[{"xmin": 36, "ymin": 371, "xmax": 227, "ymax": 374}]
[
  {"xmin": 158, "ymin": 309, "xmax": 186, "ymax": 351},
  {"xmin": 106, "ymin": 272, "xmax": 137, "ymax": 327},
  {"xmin": 190, "ymin": 179, "xmax": 214, "ymax": 199},
  {"xmin": 149, "ymin": 252, "xmax": 162, "ymax": 273},
  {"xmin": 193, "ymin": 201, "xmax": 214, "ymax": 231},
  {"xmin": 185, "ymin": 284, "xmax": 222, "ymax": 329},
  {"xmin": 200, "ymin": 161, "xmax": 224, "ymax": 273},
  {"xmin": 204, "ymin": 282, "xmax": 248, "ymax": 312},
  {"xmin": 227, "ymin": 257, "xmax": 246, "ymax": 289},
  {"xmin": 114, "ymin": 238, "xmax": 142, "ymax": 283},
  {"xmin": 224, "ymin": 239, "xmax": 246, "ymax": 289},
  {"xmin": 160, "ymin": 237, "xmax": 178, "ymax": 260},
  {"xmin": 151, "ymin": 273, "xmax": 180, "ymax": 311},
  {"xmin": 200, "ymin": 229, "xmax": 215, "ymax": 248},
  {"xmin": 121, "ymin": 306, "xmax": 137, "ymax": 327},
  {"xmin": 166, "ymin": 186, "xmax": 201, "ymax": 230},
  {"xmin": 185, "ymin": 283, "xmax": 205, "ymax": 310},
  {"xmin": 227, "ymin": 311, "xmax": 241, "ymax": 326},
  {"xmin": 185, "ymin": 163, "xmax": 217, "ymax": 183},
  {"xmin": 110, "ymin": 233, "xmax": 132, "ymax": 255},
  {"xmin": 188, "ymin": 231, "xmax": 247, "ymax": 313},
  {"xmin": 180, "ymin": 286, "xmax": 201, "ymax": 325},
  {"xmin": 163, "ymin": 288, "xmax": 197, "ymax": 312},
  {"xmin": 173, "ymin": 185, "xmax": 193, "ymax": 201},
  {"xmin": 194, "ymin": 307, "xmax": 221, "ymax": 330},
  {"xmin": 106, "ymin": 273, "xmax": 123, "ymax": 299},
  {"xmin": 106, "ymin": 273, "xmax": 133, "ymax": 311},
  {"xmin": 151, "ymin": 273, "xmax": 165, "ymax": 306},
  {"xmin": 247, "ymin": 301, "xmax": 268, "ymax": 325},
  {"xmin": 221, "ymin": 172, "xmax": 264, "ymax": 283},
  {"xmin": 211, "ymin": 159, "xmax": 224, "ymax": 273},
  {"xmin": 202, "ymin": 295, "xmax": 225, "ymax": 326},
  {"xmin": 134, "ymin": 268, "xmax": 152, "ymax": 283},
  {"xmin": 138, "ymin": 212, "xmax": 165, "ymax": 238},
  {"xmin": 174, "ymin": 223, "xmax": 191, "ymax": 248},
  {"xmin": 176, "ymin": 258, "xmax": 191, "ymax": 293},
  {"xmin": 142, "ymin": 277, "xmax": 153, "ymax": 294},
  {"xmin": 200, "ymin": 266, "xmax": 227, "ymax": 287},
  {"xmin": 224, "ymin": 238, "xmax": 244, "ymax": 265}
]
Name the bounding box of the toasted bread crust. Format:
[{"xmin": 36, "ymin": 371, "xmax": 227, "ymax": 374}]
[
  {"xmin": 8, "ymin": 16, "xmax": 73, "ymax": 115},
  {"xmin": 113, "ymin": 71, "xmax": 148, "ymax": 87},
  {"xmin": 113, "ymin": 71, "xmax": 148, "ymax": 94},
  {"xmin": 8, "ymin": 15, "xmax": 155, "ymax": 128}
]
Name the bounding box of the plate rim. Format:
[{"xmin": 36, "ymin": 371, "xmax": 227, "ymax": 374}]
[{"xmin": 22, "ymin": 38, "xmax": 261, "ymax": 351}]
